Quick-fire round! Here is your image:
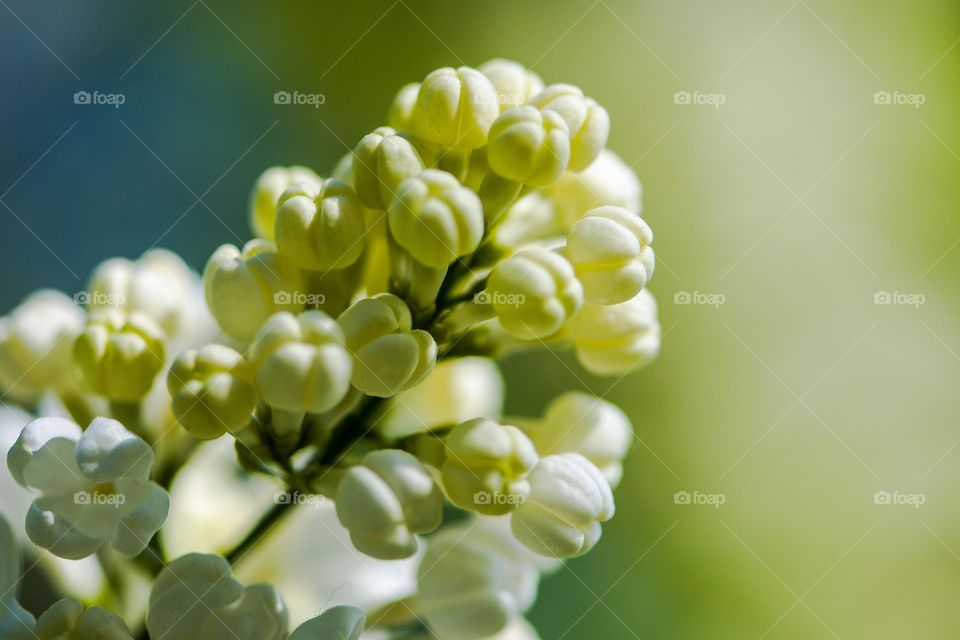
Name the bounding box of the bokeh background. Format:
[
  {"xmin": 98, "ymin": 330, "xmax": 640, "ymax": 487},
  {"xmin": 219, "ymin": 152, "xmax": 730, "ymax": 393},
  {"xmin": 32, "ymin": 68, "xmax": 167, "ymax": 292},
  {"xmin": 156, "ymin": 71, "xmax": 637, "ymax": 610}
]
[{"xmin": 2, "ymin": 0, "xmax": 959, "ymax": 637}]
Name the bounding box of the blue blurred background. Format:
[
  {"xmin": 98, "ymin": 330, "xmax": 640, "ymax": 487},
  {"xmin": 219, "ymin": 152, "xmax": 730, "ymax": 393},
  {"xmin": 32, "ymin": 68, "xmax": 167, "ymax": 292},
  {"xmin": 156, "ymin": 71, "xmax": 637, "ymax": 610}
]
[{"xmin": 2, "ymin": 1, "xmax": 959, "ymax": 637}]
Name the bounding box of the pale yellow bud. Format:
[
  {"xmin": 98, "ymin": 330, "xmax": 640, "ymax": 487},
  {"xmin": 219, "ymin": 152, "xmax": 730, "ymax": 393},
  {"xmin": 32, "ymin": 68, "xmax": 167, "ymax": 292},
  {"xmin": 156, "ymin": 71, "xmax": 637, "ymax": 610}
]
[
  {"xmin": 412, "ymin": 67, "xmax": 499, "ymax": 149},
  {"xmin": 353, "ymin": 127, "xmax": 424, "ymax": 210},
  {"xmin": 487, "ymin": 106, "xmax": 570, "ymax": 186},
  {"xmin": 478, "ymin": 58, "xmax": 545, "ymax": 113},
  {"xmin": 530, "ymin": 84, "xmax": 609, "ymax": 171},
  {"xmin": 74, "ymin": 309, "xmax": 166, "ymax": 400},
  {"xmin": 547, "ymin": 149, "xmax": 642, "ymax": 229},
  {"xmin": 168, "ymin": 345, "xmax": 256, "ymax": 439},
  {"xmin": 274, "ymin": 179, "xmax": 366, "ymax": 270},
  {"xmin": 250, "ymin": 166, "xmax": 321, "ymax": 240},
  {"xmin": 568, "ymin": 289, "xmax": 660, "ymax": 376},
  {"xmin": 388, "ymin": 82, "xmax": 420, "ymax": 131}
]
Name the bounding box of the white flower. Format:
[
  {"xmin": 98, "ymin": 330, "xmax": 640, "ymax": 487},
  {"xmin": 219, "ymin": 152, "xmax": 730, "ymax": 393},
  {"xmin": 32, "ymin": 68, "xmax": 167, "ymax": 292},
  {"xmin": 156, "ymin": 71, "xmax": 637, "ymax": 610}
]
[
  {"xmin": 0, "ymin": 290, "xmax": 84, "ymax": 402},
  {"xmin": 337, "ymin": 294, "xmax": 436, "ymax": 397},
  {"xmin": 546, "ymin": 149, "xmax": 642, "ymax": 229},
  {"xmin": 412, "ymin": 67, "xmax": 499, "ymax": 149},
  {"xmin": 250, "ymin": 165, "xmax": 321, "ymax": 240},
  {"xmin": 440, "ymin": 418, "xmax": 538, "ymax": 515},
  {"xmin": 167, "ymin": 344, "xmax": 257, "ymax": 439},
  {"xmin": 568, "ymin": 289, "xmax": 661, "ymax": 376},
  {"xmin": 510, "ymin": 453, "xmax": 614, "ymax": 558},
  {"xmin": 416, "ymin": 517, "xmax": 540, "ymax": 640},
  {"xmin": 478, "ymin": 59, "xmax": 544, "ymax": 113},
  {"xmin": 7, "ymin": 416, "xmax": 170, "ymax": 559},
  {"xmin": 378, "ymin": 357, "xmax": 505, "ymax": 440},
  {"xmin": 353, "ymin": 127, "xmax": 425, "ymax": 210},
  {"xmin": 288, "ymin": 606, "xmax": 365, "ymax": 640},
  {"xmin": 0, "ymin": 511, "xmax": 35, "ymax": 640},
  {"xmin": 388, "ymin": 169, "xmax": 484, "ymax": 268},
  {"xmin": 530, "ymin": 84, "xmax": 609, "ymax": 172},
  {"xmin": 274, "ymin": 179, "xmax": 367, "ymax": 270},
  {"xmin": 517, "ymin": 392, "xmax": 632, "ymax": 486},
  {"xmin": 487, "ymin": 106, "xmax": 570, "ymax": 186},
  {"xmin": 73, "ymin": 309, "xmax": 167, "ymax": 401},
  {"xmin": 564, "ymin": 205, "xmax": 654, "ymax": 305},
  {"xmin": 486, "ymin": 249, "xmax": 583, "ymax": 339},
  {"xmin": 203, "ymin": 240, "xmax": 305, "ymax": 342},
  {"xmin": 335, "ymin": 449, "xmax": 442, "ymax": 559},
  {"xmin": 247, "ymin": 311, "xmax": 353, "ymax": 414},
  {"xmin": 25, "ymin": 599, "xmax": 133, "ymax": 640},
  {"xmin": 147, "ymin": 553, "xmax": 288, "ymax": 640}
]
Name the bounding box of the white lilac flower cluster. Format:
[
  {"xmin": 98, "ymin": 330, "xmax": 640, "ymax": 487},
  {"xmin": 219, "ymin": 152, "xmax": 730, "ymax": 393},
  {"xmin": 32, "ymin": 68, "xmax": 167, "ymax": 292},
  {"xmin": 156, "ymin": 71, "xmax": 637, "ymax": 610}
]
[{"xmin": 0, "ymin": 59, "xmax": 661, "ymax": 640}]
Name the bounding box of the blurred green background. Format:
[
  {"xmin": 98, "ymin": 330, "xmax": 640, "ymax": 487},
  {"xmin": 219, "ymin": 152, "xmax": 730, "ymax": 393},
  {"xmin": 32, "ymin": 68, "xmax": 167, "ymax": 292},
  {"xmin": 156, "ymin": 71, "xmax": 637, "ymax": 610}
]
[{"xmin": 2, "ymin": 0, "xmax": 959, "ymax": 637}]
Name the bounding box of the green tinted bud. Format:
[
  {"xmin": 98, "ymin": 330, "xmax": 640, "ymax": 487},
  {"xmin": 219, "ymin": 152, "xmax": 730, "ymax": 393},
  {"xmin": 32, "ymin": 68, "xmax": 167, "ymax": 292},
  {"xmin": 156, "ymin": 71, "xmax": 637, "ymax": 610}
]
[
  {"xmin": 479, "ymin": 58, "xmax": 544, "ymax": 112},
  {"xmin": 388, "ymin": 82, "xmax": 420, "ymax": 131},
  {"xmin": 487, "ymin": 106, "xmax": 570, "ymax": 186},
  {"xmin": 250, "ymin": 166, "xmax": 321, "ymax": 240},
  {"xmin": 412, "ymin": 67, "xmax": 499, "ymax": 149},
  {"xmin": 353, "ymin": 127, "xmax": 424, "ymax": 210},
  {"xmin": 530, "ymin": 84, "xmax": 609, "ymax": 171},
  {"xmin": 568, "ymin": 289, "xmax": 660, "ymax": 376},
  {"xmin": 73, "ymin": 309, "xmax": 166, "ymax": 400},
  {"xmin": 168, "ymin": 345, "xmax": 256, "ymax": 439},
  {"xmin": 274, "ymin": 179, "xmax": 366, "ymax": 270}
]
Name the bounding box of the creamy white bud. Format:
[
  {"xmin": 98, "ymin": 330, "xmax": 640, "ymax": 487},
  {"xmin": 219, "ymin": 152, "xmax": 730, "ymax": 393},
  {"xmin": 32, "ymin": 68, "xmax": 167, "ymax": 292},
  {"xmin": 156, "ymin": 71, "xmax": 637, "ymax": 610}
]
[
  {"xmin": 511, "ymin": 453, "xmax": 614, "ymax": 558},
  {"xmin": 565, "ymin": 205, "xmax": 654, "ymax": 305},
  {"xmin": 73, "ymin": 309, "xmax": 166, "ymax": 400},
  {"xmin": 247, "ymin": 311, "xmax": 352, "ymax": 414},
  {"xmin": 274, "ymin": 179, "xmax": 367, "ymax": 270},
  {"xmin": 520, "ymin": 392, "xmax": 632, "ymax": 486},
  {"xmin": 204, "ymin": 240, "xmax": 305, "ymax": 342},
  {"xmin": 441, "ymin": 418, "xmax": 538, "ymax": 515},
  {"xmin": 250, "ymin": 165, "xmax": 321, "ymax": 240},
  {"xmin": 568, "ymin": 289, "xmax": 660, "ymax": 376},
  {"xmin": 388, "ymin": 169, "xmax": 484, "ymax": 268},
  {"xmin": 478, "ymin": 59, "xmax": 545, "ymax": 113},
  {"xmin": 337, "ymin": 294, "xmax": 436, "ymax": 397},
  {"xmin": 487, "ymin": 106, "xmax": 570, "ymax": 186},
  {"xmin": 546, "ymin": 149, "xmax": 642, "ymax": 229},
  {"xmin": 412, "ymin": 67, "xmax": 499, "ymax": 149},
  {"xmin": 486, "ymin": 249, "xmax": 583, "ymax": 339},
  {"xmin": 530, "ymin": 84, "xmax": 609, "ymax": 172},
  {"xmin": 335, "ymin": 449, "xmax": 442, "ymax": 559},
  {"xmin": 353, "ymin": 127, "xmax": 425, "ymax": 210},
  {"xmin": 168, "ymin": 344, "xmax": 257, "ymax": 439},
  {"xmin": 28, "ymin": 599, "xmax": 133, "ymax": 640}
]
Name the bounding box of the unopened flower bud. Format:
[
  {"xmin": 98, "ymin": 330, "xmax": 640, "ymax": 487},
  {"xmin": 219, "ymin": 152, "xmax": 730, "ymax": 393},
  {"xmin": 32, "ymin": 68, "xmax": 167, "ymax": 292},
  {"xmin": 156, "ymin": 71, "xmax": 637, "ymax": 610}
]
[
  {"xmin": 29, "ymin": 599, "xmax": 133, "ymax": 640},
  {"xmin": 388, "ymin": 169, "xmax": 484, "ymax": 268},
  {"xmin": 511, "ymin": 453, "xmax": 614, "ymax": 558},
  {"xmin": 547, "ymin": 149, "xmax": 642, "ymax": 229},
  {"xmin": 479, "ymin": 58, "xmax": 544, "ymax": 112},
  {"xmin": 247, "ymin": 311, "xmax": 352, "ymax": 414},
  {"xmin": 289, "ymin": 606, "xmax": 365, "ymax": 640},
  {"xmin": 0, "ymin": 290, "xmax": 84, "ymax": 401},
  {"xmin": 335, "ymin": 449, "xmax": 442, "ymax": 559},
  {"xmin": 521, "ymin": 392, "xmax": 632, "ymax": 486},
  {"xmin": 441, "ymin": 418, "xmax": 538, "ymax": 515},
  {"xmin": 388, "ymin": 82, "xmax": 420, "ymax": 131},
  {"xmin": 568, "ymin": 289, "xmax": 660, "ymax": 376},
  {"xmin": 412, "ymin": 67, "xmax": 499, "ymax": 149},
  {"xmin": 274, "ymin": 179, "xmax": 366, "ymax": 270},
  {"xmin": 487, "ymin": 106, "xmax": 570, "ymax": 186},
  {"xmin": 250, "ymin": 166, "xmax": 321, "ymax": 240},
  {"xmin": 486, "ymin": 249, "xmax": 583, "ymax": 339},
  {"xmin": 203, "ymin": 240, "xmax": 304, "ymax": 342},
  {"xmin": 337, "ymin": 294, "xmax": 436, "ymax": 397},
  {"xmin": 353, "ymin": 127, "xmax": 424, "ymax": 210},
  {"xmin": 168, "ymin": 345, "xmax": 256, "ymax": 439},
  {"xmin": 74, "ymin": 309, "xmax": 166, "ymax": 400},
  {"xmin": 530, "ymin": 84, "xmax": 609, "ymax": 171},
  {"xmin": 565, "ymin": 205, "xmax": 654, "ymax": 304}
]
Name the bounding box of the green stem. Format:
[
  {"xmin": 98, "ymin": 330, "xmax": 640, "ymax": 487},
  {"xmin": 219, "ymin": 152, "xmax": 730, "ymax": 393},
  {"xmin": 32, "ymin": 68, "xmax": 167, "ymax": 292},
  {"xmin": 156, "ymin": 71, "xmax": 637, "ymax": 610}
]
[{"xmin": 224, "ymin": 499, "xmax": 296, "ymax": 566}]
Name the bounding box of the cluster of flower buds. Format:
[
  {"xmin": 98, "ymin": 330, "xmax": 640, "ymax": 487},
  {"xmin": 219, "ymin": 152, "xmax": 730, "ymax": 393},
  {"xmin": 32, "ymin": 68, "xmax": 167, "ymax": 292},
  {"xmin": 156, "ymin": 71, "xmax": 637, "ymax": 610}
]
[{"xmin": 0, "ymin": 58, "xmax": 662, "ymax": 640}]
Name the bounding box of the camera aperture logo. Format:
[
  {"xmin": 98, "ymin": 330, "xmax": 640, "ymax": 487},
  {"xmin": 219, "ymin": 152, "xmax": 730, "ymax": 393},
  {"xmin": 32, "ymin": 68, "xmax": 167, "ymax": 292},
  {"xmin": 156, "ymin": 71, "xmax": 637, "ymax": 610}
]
[
  {"xmin": 673, "ymin": 490, "xmax": 725, "ymax": 508},
  {"xmin": 474, "ymin": 490, "xmax": 525, "ymax": 507},
  {"xmin": 873, "ymin": 290, "xmax": 925, "ymax": 308},
  {"xmin": 274, "ymin": 90, "xmax": 326, "ymax": 108},
  {"xmin": 74, "ymin": 91, "xmax": 125, "ymax": 109},
  {"xmin": 74, "ymin": 489, "xmax": 126, "ymax": 507},
  {"xmin": 873, "ymin": 490, "xmax": 925, "ymax": 509},
  {"xmin": 274, "ymin": 291, "xmax": 326, "ymax": 305},
  {"xmin": 474, "ymin": 290, "xmax": 525, "ymax": 308},
  {"xmin": 674, "ymin": 290, "xmax": 725, "ymax": 308},
  {"xmin": 674, "ymin": 90, "xmax": 726, "ymax": 109},
  {"xmin": 873, "ymin": 91, "xmax": 925, "ymax": 109},
  {"xmin": 74, "ymin": 290, "xmax": 125, "ymax": 306},
  {"xmin": 274, "ymin": 491, "xmax": 325, "ymax": 507}
]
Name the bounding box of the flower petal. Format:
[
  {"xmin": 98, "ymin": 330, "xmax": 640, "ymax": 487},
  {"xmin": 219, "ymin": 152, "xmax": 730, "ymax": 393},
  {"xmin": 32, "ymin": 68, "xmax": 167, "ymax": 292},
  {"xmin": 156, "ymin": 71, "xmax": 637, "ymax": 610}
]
[{"xmin": 75, "ymin": 417, "xmax": 154, "ymax": 483}]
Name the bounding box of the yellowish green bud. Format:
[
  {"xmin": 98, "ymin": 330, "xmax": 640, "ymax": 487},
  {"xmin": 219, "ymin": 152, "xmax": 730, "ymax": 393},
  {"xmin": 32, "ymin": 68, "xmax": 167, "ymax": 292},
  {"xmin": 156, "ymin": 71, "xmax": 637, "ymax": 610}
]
[
  {"xmin": 440, "ymin": 418, "xmax": 538, "ymax": 515},
  {"xmin": 73, "ymin": 309, "xmax": 166, "ymax": 400},
  {"xmin": 337, "ymin": 294, "xmax": 436, "ymax": 398},
  {"xmin": 565, "ymin": 205, "xmax": 654, "ymax": 304},
  {"xmin": 388, "ymin": 82, "xmax": 420, "ymax": 131},
  {"xmin": 530, "ymin": 84, "xmax": 609, "ymax": 171},
  {"xmin": 568, "ymin": 289, "xmax": 660, "ymax": 376},
  {"xmin": 487, "ymin": 106, "xmax": 570, "ymax": 186},
  {"xmin": 167, "ymin": 345, "xmax": 257, "ymax": 439},
  {"xmin": 247, "ymin": 311, "xmax": 352, "ymax": 414},
  {"xmin": 412, "ymin": 67, "xmax": 499, "ymax": 149},
  {"xmin": 203, "ymin": 240, "xmax": 304, "ymax": 342},
  {"xmin": 274, "ymin": 179, "xmax": 366, "ymax": 270},
  {"xmin": 388, "ymin": 169, "xmax": 484, "ymax": 268},
  {"xmin": 479, "ymin": 58, "xmax": 545, "ymax": 112},
  {"xmin": 249, "ymin": 166, "xmax": 321, "ymax": 240},
  {"xmin": 486, "ymin": 249, "xmax": 583, "ymax": 339},
  {"xmin": 547, "ymin": 149, "xmax": 642, "ymax": 228},
  {"xmin": 352, "ymin": 127, "xmax": 424, "ymax": 210}
]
